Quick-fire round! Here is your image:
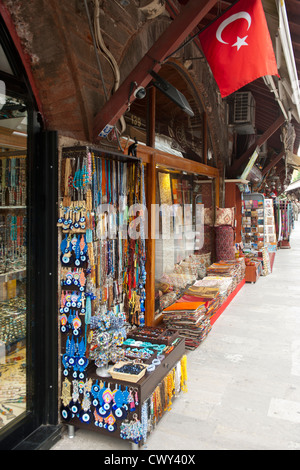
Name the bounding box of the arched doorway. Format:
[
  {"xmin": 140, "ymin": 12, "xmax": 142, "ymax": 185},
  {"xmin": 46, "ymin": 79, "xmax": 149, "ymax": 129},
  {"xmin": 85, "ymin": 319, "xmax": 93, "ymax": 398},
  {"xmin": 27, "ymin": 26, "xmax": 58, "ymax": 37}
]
[{"xmin": 123, "ymin": 59, "xmax": 217, "ymax": 167}]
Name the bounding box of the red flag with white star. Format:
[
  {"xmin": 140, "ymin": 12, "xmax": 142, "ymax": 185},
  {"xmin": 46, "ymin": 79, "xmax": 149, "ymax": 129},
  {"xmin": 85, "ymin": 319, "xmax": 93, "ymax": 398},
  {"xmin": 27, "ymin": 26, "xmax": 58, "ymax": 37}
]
[{"xmin": 198, "ymin": 0, "xmax": 279, "ymax": 98}]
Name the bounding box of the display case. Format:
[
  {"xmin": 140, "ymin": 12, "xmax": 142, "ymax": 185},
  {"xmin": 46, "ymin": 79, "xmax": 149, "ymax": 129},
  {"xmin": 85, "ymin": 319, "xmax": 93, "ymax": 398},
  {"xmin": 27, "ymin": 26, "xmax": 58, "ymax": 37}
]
[{"xmin": 134, "ymin": 144, "xmax": 220, "ymax": 327}]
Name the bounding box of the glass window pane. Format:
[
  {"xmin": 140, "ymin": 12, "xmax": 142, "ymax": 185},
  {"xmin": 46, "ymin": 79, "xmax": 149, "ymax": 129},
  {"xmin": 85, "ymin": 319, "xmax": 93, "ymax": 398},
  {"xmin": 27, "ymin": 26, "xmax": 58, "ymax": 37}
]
[
  {"xmin": 155, "ymin": 169, "xmax": 214, "ymax": 317},
  {"xmin": 0, "ymin": 91, "xmax": 27, "ymax": 427}
]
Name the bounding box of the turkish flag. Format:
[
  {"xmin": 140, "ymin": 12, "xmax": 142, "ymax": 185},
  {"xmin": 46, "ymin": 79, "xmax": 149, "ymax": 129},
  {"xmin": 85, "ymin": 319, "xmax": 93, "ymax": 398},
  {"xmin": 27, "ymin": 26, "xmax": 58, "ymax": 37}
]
[{"xmin": 198, "ymin": 0, "xmax": 279, "ymax": 98}]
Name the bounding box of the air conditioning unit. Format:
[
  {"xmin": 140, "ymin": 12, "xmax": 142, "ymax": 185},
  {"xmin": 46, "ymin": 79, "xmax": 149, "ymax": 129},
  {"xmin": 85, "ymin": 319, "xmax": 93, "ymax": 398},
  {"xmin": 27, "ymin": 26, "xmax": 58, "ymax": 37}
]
[{"xmin": 232, "ymin": 92, "xmax": 256, "ymax": 135}]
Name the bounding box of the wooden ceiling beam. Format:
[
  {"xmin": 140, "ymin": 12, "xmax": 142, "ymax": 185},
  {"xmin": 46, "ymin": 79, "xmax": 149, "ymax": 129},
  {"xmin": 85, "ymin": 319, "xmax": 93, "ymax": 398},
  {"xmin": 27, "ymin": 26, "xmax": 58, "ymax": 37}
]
[
  {"xmin": 93, "ymin": 0, "xmax": 218, "ymax": 141},
  {"xmin": 228, "ymin": 114, "xmax": 285, "ymax": 177}
]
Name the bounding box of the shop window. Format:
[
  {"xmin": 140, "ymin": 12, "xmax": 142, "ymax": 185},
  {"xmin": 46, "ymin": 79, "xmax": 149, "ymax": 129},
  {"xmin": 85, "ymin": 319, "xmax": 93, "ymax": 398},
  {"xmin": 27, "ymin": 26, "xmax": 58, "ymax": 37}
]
[
  {"xmin": 155, "ymin": 167, "xmax": 214, "ymax": 317},
  {"xmin": 0, "ymin": 91, "xmax": 27, "ymax": 427}
]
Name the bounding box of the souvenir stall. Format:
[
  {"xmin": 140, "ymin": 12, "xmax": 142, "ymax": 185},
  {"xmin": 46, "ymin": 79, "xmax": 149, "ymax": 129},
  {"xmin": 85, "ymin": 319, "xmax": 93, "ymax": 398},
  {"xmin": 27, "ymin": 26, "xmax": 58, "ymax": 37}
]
[
  {"xmin": 274, "ymin": 199, "xmax": 294, "ymax": 249},
  {"xmin": 57, "ymin": 144, "xmax": 188, "ymax": 447},
  {"xmin": 240, "ymin": 193, "xmax": 278, "ymax": 282}
]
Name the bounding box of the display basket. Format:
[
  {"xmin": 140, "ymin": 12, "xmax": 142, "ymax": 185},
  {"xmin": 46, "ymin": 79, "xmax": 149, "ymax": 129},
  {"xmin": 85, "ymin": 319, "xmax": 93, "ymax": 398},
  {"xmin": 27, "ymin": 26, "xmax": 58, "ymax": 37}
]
[{"xmin": 108, "ymin": 361, "xmax": 147, "ymax": 383}]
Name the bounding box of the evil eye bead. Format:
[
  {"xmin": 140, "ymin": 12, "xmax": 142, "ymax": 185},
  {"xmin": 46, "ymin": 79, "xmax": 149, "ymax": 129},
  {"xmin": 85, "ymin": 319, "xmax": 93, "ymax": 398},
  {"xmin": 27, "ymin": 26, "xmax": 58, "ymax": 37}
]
[
  {"xmin": 74, "ymin": 222, "xmax": 79, "ymax": 229},
  {"xmin": 70, "ymin": 402, "xmax": 80, "ymax": 414},
  {"xmin": 98, "ymin": 406, "xmax": 109, "ymax": 417},
  {"xmin": 61, "ymin": 406, "xmax": 72, "ymax": 422},
  {"xmin": 77, "ymin": 357, "xmax": 85, "ymax": 367},
  {"xmin": 80, "ymin": 255, "xmax": 86, "ymax": 262},
  {"xmin": 79, "ymin": 216, "xmax": 85, "ymax": 223},
  {"xmin": 93, "ymin": 398, "xmax": 99, "ymax": 406},
  {"xmin": 79, "ymin": 411, "xmax": 91, "ymax": 424},
  {"xmin": 114, "ymin": 407, "xmax": 123, "ymax": 419},
  {"xmin": 66, "ymin": 278, "xmax": 72, "ymax": 285},
  {"xmin": 107, "ymin": 424, "xmax": 116, "ymax": 432},
  {"xmin": 92, "ymin": 384, "xmax": 100, "ymax": 393},
  {"xmin": 75, "ymin": 259, "xmax": 81, "ymax": 266}
]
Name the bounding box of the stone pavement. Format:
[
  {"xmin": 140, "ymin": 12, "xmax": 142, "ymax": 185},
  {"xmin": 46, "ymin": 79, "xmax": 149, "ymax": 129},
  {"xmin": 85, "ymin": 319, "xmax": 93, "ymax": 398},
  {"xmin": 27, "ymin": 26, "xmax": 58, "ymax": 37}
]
[{"xmin": 51, "ymin": 220, "xmax": 300, "ymax": 450}]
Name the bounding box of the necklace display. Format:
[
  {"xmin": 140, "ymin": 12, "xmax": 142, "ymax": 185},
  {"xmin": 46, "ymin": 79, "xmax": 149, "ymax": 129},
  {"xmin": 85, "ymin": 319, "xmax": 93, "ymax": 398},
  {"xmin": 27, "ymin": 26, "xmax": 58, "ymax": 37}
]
[
  {"xmin": 58, "ymin": 147, "xmax": 187, "ymax": 446},
  {"xmin": 58, "ymin": 148, "xmax": 149, "ymax": 440}
]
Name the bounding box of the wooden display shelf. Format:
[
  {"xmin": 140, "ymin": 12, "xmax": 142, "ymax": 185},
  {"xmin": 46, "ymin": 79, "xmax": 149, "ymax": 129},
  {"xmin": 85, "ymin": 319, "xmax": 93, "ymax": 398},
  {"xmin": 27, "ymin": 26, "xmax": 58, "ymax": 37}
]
[{"xmin": 65, "ymin": 338, "xmax": 186, "ymax": 444}]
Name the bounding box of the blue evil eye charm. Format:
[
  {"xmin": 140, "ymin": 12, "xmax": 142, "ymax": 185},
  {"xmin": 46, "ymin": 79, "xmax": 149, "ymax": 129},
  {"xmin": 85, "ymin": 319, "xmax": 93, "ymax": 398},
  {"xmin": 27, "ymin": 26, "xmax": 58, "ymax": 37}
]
[
  {"xmin": 79, "ymin": 410, "xmax": 91, "ymax": 424},
  {"xmin": 103, "ymin": 402, "xmax": 110, "ymax": 411},
  {"xmin": 75, "ymin": 259, "xmax": 81, "ymax": 267},
  {"xmin": 80, "ymin": 255, "xmax": 86, "ymax": 262},
  {"xmin": 112, "ymin": 405, "xmax": 126, "ymax": 420},
  {"xmin": 74, "ymin": 222, "xmax": 79, "ymax": 229},
  {"xmin": 79, "ymin": 217, "xmax": 85, "ymax": 223},
  {"xmin": 61, "ymin": 406, "xmax": 72, "ymax": 422},
  {"xmin": 70, "ymin": 401, "xmax": 80, "ymax": 415},
  {"xmin": 107, "ymin": 424, "xmax": 116, "ymax": 432},
  {"xmin": 97, "ymin": 406, "xmax": 109, "ymax": 418}
]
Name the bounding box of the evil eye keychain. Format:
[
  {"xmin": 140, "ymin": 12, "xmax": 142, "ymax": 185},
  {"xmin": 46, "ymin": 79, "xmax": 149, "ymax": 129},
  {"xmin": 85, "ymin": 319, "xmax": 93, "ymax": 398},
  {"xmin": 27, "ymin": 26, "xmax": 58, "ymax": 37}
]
[
  {"xmin": 60, "ymin": 313, "xmax": 68, "ymax": 333},
  {"xmin": 112, "ymin": 385, "xmax": 127, "ymax": 420},
  {"xmin": 104, "ymin": 412, "xmax": 117, "ymax": 432},
  {"xmin": 91, "ymin": 380, "xmax": 101, "ymax": 407},
  {"xmin": 72, "ymin": 313, "xmax": 82, "ymax": 336}
]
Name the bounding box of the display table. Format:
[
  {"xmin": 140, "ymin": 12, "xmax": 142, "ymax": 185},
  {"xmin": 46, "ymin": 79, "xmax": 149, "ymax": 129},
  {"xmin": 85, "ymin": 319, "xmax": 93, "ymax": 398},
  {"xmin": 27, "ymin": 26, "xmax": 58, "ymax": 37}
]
[{"xmin": 63, "ymin": 338, "xmax": 186, "ymax": 448}]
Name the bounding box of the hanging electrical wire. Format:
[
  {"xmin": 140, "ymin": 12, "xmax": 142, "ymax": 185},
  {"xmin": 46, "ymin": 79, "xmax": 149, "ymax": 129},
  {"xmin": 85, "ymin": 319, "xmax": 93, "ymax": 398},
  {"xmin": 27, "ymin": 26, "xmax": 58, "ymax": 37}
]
[
  {"xmin": 83, "ymin": 0, "xmax": 126, "ymax": 150},
  {"xmin": 93, "ymin": 0, "xmax": 126, "ymax": 135}
]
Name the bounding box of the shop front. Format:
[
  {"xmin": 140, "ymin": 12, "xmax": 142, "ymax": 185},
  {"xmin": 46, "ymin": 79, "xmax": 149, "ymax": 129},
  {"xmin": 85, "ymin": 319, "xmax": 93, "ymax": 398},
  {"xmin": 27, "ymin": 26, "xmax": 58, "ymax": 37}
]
[{"xmin": 0, "ymin": 16, "xmax": 59, "ymax": 450}]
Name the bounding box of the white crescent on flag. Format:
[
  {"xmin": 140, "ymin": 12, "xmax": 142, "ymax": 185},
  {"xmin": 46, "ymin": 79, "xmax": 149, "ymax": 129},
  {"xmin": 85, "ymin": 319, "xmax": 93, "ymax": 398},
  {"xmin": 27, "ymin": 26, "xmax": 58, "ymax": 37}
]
[{"xmin": 216, "ymin": 12, "xmax": 252, "ymax": 50}]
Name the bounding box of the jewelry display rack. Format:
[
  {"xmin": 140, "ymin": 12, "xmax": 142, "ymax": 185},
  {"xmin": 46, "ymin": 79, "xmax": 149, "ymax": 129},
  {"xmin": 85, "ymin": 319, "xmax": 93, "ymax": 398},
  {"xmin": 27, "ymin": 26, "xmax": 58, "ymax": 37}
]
[{"xmin": 58, "ymin": 144, "xmax": 187, "ymax": 448}]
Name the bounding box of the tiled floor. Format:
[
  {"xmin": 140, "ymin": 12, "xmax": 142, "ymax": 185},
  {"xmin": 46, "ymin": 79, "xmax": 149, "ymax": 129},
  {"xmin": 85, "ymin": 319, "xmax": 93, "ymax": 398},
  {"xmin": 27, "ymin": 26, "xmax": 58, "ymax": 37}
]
[{"xmin": 51, "ymin": 220, "xmax": 300, "ymax": 450}]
